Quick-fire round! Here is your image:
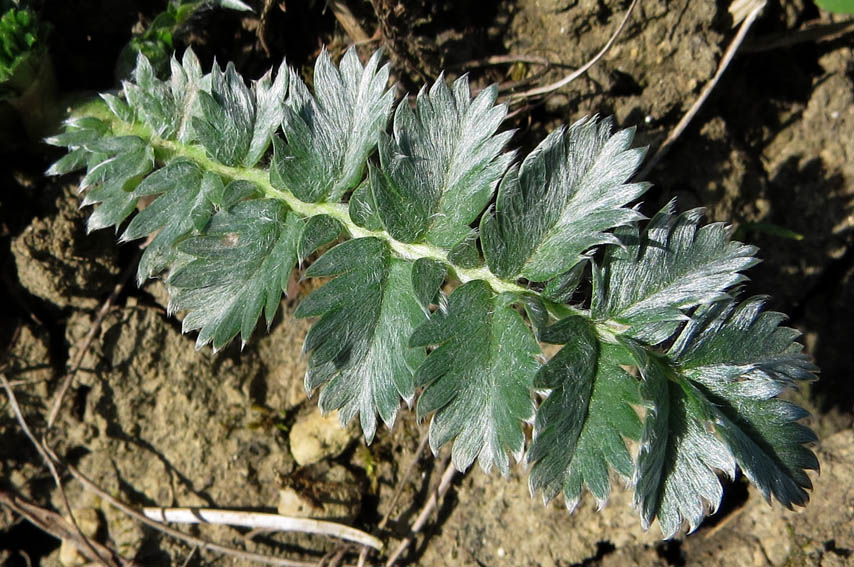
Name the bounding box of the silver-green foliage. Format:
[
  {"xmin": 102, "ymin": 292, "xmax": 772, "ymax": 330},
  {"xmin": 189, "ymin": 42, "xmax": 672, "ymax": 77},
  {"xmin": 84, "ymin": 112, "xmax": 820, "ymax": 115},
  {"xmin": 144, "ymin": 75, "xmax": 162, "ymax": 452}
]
[{"xmin": 47, "ymin": 47, "xmax": 818, "ymax": 539}]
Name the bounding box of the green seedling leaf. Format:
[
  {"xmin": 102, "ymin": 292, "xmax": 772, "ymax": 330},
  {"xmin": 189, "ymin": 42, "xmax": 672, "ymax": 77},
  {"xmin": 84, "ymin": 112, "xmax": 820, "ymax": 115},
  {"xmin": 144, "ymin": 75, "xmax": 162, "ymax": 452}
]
[
  {"xmin": 482, "ymin": 116, "xmax": 649, "ymax": 282},
  {"xmin": 271, "ymin": 48, "xmax": 394, "ymax": 203},
  {"xmin": 370, "ymin": 76, "xmax": 513, "ymax": 246},
  {"xmin": 592, "ymin": 203, "xmax": 759, "ymax": 345},
  {"xmin": 296, "ymin": 238, "xmax": 428, "ymax": 442},
  {"xmin": 49, "ymin": 46, "xmax": 820, "ymax": 538},
  {"xmin": 815, "ymin": 0, "xmax": 854, "ymax": 13},
  {"xmin": 169, "ymin": 199, "xmax": 303, "ymax": 350},
  {"xmin": 528, "ymin": 320, "xmax": 641, "ymax": 511},
  {"xmin": 410, "ymin": 280, "xmax": 540, "ymax": 475}
]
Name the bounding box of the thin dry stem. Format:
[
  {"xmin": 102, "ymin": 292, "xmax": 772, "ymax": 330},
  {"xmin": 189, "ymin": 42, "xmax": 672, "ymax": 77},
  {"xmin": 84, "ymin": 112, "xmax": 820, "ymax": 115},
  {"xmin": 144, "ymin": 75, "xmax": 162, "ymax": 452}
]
[
  {"xmin": 384, "ymin": 460, "xmax": 457, "ymax": 567},
  {"xmin": 509, "ymin": 0, "xmax": 639, "ymax": 100},
  {"xmin": 1, "ymin": 375, "xmax": 125, "ymax": 567},
  {"xmin": 143, "ymin": 507, "xmax": 382, "ymax": 550}
]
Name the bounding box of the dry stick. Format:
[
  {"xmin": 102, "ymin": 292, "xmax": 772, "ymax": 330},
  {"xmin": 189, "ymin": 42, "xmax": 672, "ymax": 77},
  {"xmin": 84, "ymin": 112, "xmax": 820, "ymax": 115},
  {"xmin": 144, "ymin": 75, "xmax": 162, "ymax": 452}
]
[
  {"xmin": 509, "ymin": 0, "xmax": 639, "ymax": 100},
  {"xmin": 355, "ymin": 429, "xmax": 432, "ymax": 567},
  {"xmin": 0, "ymin": 489, "xmax": 131, "ymax": 567},
  {"xmin": 636, "ymin": 0, "xmax": 767, "ymax": 180},
  {"xmin": 330, "ymin": 0, "xmax": 371, "ymax": 43},
  {"xmin": 179, "ymin": 545, "xmax": 198, "ymax": 567},
  {"xmin": 46, "ymin": 253, "xmax": 139, "ymax": 429},
  {"xmin": 142, "ymin": 507, "xmax": 383, "ymax": 550},
  {"xmin": 378, "ymin": 428, "xmax": 431, "ymax": 531},
  {"xmin": 1, "ymin": 375, "xmax": 124, "ymax": 567},
  {"xmin": 453, "ymin": 54, "xmax": 570, "ymax": 70},
  {"xmin": 384, "ymin": 460, "xmax": 458, "ymax": 567},
  {"xmin": 57, "ymin": 458, "xmax": 328, "ymax": 567}
]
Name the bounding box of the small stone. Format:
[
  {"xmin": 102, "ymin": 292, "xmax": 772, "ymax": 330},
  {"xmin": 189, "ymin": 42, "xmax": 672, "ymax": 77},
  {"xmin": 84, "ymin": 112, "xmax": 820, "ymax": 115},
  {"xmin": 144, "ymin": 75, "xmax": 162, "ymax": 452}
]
[
  {"xmin": 289, "ymin": 408, "xmax": 355, "ymax": 466},
  {"xmin": 59, "ymin": 508, "xmax": 101, "ymax": 567}
]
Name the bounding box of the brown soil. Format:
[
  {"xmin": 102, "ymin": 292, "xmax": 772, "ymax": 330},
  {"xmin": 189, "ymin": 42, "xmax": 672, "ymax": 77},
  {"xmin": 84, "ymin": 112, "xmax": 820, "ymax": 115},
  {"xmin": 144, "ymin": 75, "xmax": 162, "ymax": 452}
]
[{"xmin": 2, "ymin": 1, "xmax": 853, "ymax": 566}]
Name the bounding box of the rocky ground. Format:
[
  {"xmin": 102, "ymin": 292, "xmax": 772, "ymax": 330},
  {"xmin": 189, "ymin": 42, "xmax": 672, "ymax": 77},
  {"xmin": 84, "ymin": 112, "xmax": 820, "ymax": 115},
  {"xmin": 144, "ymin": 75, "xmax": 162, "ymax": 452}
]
[{"xmin": 1, "ymin": 1, "xmax": 853, "ymax": 566}]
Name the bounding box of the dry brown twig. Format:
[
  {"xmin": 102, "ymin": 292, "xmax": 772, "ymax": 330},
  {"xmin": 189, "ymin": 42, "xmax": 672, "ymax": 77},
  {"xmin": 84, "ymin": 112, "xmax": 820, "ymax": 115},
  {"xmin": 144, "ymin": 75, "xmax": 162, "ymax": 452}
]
[
  {"xmin": 0, "ymin": 488, "xmax": 129, "ymax": 567},
  {"xmin": 509, "ymin": 0, "xmax": 640, "ymax": 101},
  {"xmin": 384, "ymin": 458, "xmax": 458, "ymax": 567},
  {"xmin": 1, "ymin": 374, "xmax": 125, "ymax": 567}
]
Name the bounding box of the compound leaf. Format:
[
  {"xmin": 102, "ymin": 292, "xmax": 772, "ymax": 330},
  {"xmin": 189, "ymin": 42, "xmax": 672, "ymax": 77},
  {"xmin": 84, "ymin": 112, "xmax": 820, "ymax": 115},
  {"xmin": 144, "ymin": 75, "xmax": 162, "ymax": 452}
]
[
  {"xmin": 592, "ymin": 203, "xmax": 759, "ymax": 344},
  {"xmin": 481, "ymin": 116, "xmax": 649, "ymax": 282},
  {"xmin": 410, "ymin": 281, "xmax": 540, "ymax": 475},
  {"xmin": 168, "ymin": 198, "xmax": 303, "ymax": 350},
  {"xmin": 271, "ymin": 48, "xmax": 393, "ymax": 203},
  {"xmin": 669, "ymin": 297, "xmax": 818, "ymax": 509},
  {"xmin": 295, "ymin": 238, "xmax": 427, "ymax": 442},
  {"xmin": 370, "ymin": 76, "xmax": 513, "ymax": 246},
  {"xmin": 528, "ymin": 320, "xmax": 641, "ymax": 511}
]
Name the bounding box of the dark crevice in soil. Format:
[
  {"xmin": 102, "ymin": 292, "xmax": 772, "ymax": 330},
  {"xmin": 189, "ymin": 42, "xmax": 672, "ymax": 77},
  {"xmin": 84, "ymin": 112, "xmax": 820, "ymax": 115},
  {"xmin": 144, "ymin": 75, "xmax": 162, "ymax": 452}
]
[
  {"xmin": 0, "ymin": 516, "xmax": 61, "ymax": 567},
  {"xmin": 571, "ymin": 540, "xmax": 617, "ymax": 566},
  {"xmin": 657, "ymin": 539, "xmax": 686, "ymax": 566}
]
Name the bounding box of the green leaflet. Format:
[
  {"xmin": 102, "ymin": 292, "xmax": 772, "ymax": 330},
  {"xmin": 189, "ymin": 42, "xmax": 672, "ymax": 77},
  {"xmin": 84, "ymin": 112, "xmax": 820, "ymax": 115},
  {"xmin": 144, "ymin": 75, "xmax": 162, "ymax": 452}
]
[
  {"xmin": 592, "ymin": 203, "xmax": 759, "ymax": 345},
  {"xmin": 481, "ymin": 116, "xmax": 649, "ymax": 282},
  {"xmin": 669, "ymin": 298, "xmax": 818, "ymax": 508},
  {"xmin": 124, "ymin": 49, "xmax": 208, "ymax": 143},
  {"xmin": 370, "ymin": 75, "xmax": 513, "ymax": 246},
  {"xmin": 78, "ymin": 135, "xmax": 155, "ymax": 232},
  {"xmin": 410, "ymin": 281, "xmax": 540, "ymax": 475},
  {"xmin": 626, "ymin": 295, "xmax": 818, "ymax": 537},
  {"xmin": 193, "ymin": 57, "xmax": 288, "ymax": 167},
  {"xmin": 528, "ymin": 319, "xmax": 641, "ymax": 511},
  {"xmin": 271, "ymin": 48, "xmax": 394, "ymax": 203},
  {"xmin": 628, "ymin": 343, "xmax": 736, "ymax": 538},
  {"xmin": 168, "ymin": 198, "xmax": 306, "ymax": 350},
  {"xmin": 121, "ymin": 160, "xmax": 221, "ymax": 284},
  {"xmin": 296, "ymin": 238, "xmax": 428, "ymax": 442}
]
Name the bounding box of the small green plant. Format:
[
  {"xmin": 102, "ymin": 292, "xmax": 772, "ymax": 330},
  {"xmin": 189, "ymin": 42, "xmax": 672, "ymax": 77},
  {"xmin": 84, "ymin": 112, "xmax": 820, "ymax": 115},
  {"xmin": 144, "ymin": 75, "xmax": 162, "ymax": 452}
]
[
  {"xmin": 46, "ymin": 47, "xmax": 818, "ymax": 538},
  {"xmin": 0, "ymin": 3, "xmax": 56, "ymax": 141},
  {"xmin": 0, "ymin": 5, "xmax": 40, "ymax": 87},
  {"xmin": 115, "ymin": 0, "xmax": 252, "ymax": 78},
  {"xmin": 814, "ymin": 0, "xmax": 854, "ymax": 13}
]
